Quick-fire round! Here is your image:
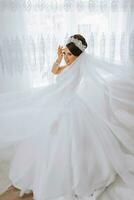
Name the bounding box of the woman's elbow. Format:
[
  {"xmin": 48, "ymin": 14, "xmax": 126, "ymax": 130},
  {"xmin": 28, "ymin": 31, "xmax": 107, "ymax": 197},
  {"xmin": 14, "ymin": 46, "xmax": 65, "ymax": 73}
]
[{"xmin": 51, "ymin": 68, "xmax": 58, "ymax": 74}]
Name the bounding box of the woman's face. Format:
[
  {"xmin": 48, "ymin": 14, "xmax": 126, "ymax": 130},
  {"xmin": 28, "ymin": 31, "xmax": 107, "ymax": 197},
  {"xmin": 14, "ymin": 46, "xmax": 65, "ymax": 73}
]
[{"xmin": 63, "ymin": 47, "xmax": 77, "ymax": 65}]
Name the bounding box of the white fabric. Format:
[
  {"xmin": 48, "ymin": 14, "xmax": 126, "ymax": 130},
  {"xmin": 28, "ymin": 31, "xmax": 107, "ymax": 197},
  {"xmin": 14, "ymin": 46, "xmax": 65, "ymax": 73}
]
[{"xmin": 0, "ymin": 52, "xmax": 134, "ymax": 200}]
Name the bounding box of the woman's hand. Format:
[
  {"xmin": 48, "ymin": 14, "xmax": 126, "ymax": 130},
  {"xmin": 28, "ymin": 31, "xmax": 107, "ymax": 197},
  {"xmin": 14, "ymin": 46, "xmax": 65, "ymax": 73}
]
[
  {"xmin": 51, "ymin": 45, "xmax": 68, "ymax": 74},
  {"xmin": 57, "ymin": 45, "xmax": 64, "ymax": 63}
]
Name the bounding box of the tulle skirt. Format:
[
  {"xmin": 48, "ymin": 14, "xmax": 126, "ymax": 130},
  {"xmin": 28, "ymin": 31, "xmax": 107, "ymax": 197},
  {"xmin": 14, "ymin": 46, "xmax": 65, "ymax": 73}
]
[{"xmin": 9, "ymin": 93, "xmax": 116, "ymax": 200}]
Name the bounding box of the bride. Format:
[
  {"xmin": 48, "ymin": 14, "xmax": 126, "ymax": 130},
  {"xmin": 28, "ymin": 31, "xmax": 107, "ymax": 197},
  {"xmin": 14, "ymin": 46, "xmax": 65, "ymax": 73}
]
[{"xmin": 0, "ymin": 34, "xmax": 134, "ymax": 200}]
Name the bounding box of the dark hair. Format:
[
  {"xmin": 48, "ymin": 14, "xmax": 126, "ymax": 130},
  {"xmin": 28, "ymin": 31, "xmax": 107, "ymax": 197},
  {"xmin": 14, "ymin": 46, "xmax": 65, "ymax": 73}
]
[{"xmin": 66, "ymin": 34, "xmax": 88, "ymax": 56}]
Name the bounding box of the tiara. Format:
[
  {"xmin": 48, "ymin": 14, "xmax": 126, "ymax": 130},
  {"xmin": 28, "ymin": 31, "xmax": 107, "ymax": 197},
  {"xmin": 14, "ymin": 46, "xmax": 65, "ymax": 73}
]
[{"xmin": 66, "ymin": 37, "xmax": 87, "ymax": 52}]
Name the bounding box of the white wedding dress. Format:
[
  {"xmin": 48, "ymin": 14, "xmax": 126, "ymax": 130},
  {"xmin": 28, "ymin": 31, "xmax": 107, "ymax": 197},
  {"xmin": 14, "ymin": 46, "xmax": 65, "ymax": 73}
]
[{"xmin": 0, "ymin": 52, "xmax": 134, "ymax": 200}]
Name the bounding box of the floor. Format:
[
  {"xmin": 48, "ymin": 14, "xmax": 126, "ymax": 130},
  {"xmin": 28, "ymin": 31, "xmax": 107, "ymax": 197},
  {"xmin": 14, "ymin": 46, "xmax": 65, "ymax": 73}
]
[{"xmin": 0, "ymin": 187, "xmax": 33, "ymax": 200}]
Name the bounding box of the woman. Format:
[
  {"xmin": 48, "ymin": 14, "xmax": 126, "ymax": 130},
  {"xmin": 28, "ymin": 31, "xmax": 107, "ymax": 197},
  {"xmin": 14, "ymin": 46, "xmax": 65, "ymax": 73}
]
[{"xmin": 0, "ymin": 34, "xmax": 134, "ymax": 200}]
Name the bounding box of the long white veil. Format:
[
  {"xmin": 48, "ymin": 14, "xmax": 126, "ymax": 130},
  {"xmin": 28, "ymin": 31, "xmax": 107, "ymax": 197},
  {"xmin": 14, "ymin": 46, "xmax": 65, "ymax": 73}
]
[
  {"xmin": 77, "ymin": 52, "xmax": 134, "ymax": 189},
  {"xmin": 0, "ymin": 52, "xmax": 82, "ymax": 148}
]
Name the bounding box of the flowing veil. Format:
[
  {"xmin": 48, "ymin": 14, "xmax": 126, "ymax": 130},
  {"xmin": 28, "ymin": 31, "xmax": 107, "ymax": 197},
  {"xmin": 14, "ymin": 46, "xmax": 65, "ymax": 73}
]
[
  {"xmin": 76, "ymin": 52, "xmax": 134, "ymax": 190},
  {"xmin": 0, "ymin": 52, "xmax": 83, "ymax": 148}
]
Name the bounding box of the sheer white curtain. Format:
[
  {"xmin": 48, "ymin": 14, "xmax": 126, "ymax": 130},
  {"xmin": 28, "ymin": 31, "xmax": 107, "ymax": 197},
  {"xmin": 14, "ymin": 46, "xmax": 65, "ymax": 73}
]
[{"xmin": 0, "ymin": 0, "xmax": 133, "ymax": 93}]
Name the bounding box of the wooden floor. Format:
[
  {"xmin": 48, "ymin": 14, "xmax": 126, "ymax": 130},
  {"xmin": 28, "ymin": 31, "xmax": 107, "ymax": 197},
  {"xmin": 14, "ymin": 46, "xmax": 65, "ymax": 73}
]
[{"xmin": 0, "ymin": 187, "xmax": 33, "ymax": 200}]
